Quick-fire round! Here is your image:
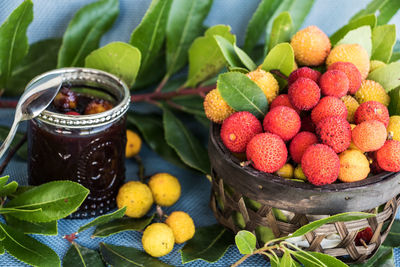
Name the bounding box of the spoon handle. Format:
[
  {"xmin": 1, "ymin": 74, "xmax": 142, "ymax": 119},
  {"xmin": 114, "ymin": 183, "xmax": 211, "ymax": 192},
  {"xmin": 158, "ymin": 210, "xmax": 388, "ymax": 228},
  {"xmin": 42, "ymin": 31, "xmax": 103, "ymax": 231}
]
[{"xmin": 0, "ymin": 119, "xmax": 20, "ymax": 160}]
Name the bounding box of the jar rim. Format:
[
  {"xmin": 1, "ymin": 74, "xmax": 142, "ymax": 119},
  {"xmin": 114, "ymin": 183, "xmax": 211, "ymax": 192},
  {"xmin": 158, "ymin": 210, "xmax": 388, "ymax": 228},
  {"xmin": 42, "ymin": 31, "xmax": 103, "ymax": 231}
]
[{"xmin": 31, "ymin": 68, "xmax": 130, "ymax": 128}]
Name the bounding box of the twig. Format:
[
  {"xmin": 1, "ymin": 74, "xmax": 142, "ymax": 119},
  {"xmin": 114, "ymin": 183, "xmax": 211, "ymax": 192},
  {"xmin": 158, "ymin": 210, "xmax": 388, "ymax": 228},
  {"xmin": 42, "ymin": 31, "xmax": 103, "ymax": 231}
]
[
  {"xmin": 154, "ymin": 75, "xmax": 170, "ymax": 93},
  {"xmin": 134, "ymin": 155, "xmax": 145, "ymax": 183},
  {"xmin": 0, "ymin": 133, "xmax": 27, "ymax": 175},
  {"xmin": 0, "ymin": 100, "xmax": 18, "ymax": 109},
  {"xmin": 270, "ymin": 69, "xmax": 289, "ymax": 81}
]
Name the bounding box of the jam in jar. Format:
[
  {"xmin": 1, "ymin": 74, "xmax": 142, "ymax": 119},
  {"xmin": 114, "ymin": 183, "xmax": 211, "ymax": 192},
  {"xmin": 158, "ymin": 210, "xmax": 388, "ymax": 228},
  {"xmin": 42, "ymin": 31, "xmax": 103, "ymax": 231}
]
[{"xmin": 27, "ymin": 68, "xmax": 130, "ymax": 218}]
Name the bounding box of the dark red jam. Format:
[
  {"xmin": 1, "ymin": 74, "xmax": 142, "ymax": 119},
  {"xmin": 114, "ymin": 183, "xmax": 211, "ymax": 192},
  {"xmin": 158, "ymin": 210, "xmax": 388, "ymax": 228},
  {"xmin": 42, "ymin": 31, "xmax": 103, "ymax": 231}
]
[{"xmin": 28, "ymin": 87, "xmax": 126, "ymax": 218}]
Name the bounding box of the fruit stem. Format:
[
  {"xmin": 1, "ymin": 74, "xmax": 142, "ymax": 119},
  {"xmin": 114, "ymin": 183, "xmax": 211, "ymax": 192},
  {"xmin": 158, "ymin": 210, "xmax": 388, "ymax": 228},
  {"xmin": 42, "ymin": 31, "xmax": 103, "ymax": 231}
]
[
  {"xmin": 156, "ymin": 205, "xmax": 164, "ymax": 221},
  {"xmin": 154, "ymin": 75, "xmax": 170, "ymax": 93},
  {"xmin": 134, "ymin": 155, "xmax": 146, "ymax": 183},
  {"xmin": 240, "ymin": 160, "xmax": 252, "ymax": 167},
  {"xmin": 0, "ymin": 133, "xmax": 27, "ymax": 175},
  {"xmin": 270, "ymin": 69, "xmax": 289, "ymax": 81}
]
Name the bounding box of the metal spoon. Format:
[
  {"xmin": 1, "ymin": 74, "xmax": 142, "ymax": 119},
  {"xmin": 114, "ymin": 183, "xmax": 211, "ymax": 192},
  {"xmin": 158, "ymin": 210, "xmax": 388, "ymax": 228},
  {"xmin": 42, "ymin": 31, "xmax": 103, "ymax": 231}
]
[{"xmin": 0, "ymin": 74, "xmax": 64, "ymax": 159}]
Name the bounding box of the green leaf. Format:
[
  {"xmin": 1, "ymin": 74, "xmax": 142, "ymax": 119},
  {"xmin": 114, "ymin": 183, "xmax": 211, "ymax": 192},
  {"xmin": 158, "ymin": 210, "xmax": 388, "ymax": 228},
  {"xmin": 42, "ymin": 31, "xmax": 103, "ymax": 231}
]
[
  {"xmin": 214, "ymin": 35, "xmax": 243, "ymax": 68},
  {"xmin": 181, "ymin": 224, "xmax": 234, "ymax": 263},
  {"xmin": 0, "ymin": 127, "xmax": 27, "ymax": 159},
  {"xmin": 234, "ymin": 45, "xmax": 257, "ymax": 71},
  {"xmin": 235, "ymin": 230, "xmax": 256, "ymax": 255},
  {"xmin": 217, "ymin": 72, "xmax": 268, "ymax": 118},
  {"xmin": 330, "ymin": 14, "xmax": 377, "ymax": 45},
  {"xmin": 0, "ymin": 0, "xmax": 33, "ymax": 88},
  {"xmin": 130, "ymin": 0, "xmax": 172, "ymax": 78},
  {"xmin": 162, "ymin": 106, "xmax": 210, "ymax": 173},
  {"xmin": 262, "ymin": 42, "xmax": 294, "ymax": 76},
  {"xmin": 133, "ymin": 51, "xmax": 166, "ymax": 89},
  {"xmin": 85, "ymin": 42, "xmax": 141, "ymax": 88},
  {"xmin": 78, "ymin": 207, "xmax": 126, "ymax": 233},
  {"xmin": 5, "ymin": 215, "xmax": 57, "ymax": 235},
  {"xmin": 92, "ymin": 214, "xmax": 154, "ymax": 238},
  {"xmin": 8, "ymin": 185, "xmax": 34, "ymax": 199},
  {"xmin": 383, "ymin": 219, "xmax": 400, "ymax": 247},
  {"xmin": 5, "ymin": 181, "xmax": 89, "ymax": 222},
  {"xmin": 185, "ymin": 25, "xmax": 235, "ymax": 87},
  {"xmin": 377, "ymin": 0, "xmax": 400, "ymax": 25},
  {"xmin": 0, "ymin": 207, "xmax": 42, "ymax": 214},
  {"xmin": 99, "ymin": 243, "xmax": 172, "ymax": 266},
  {"xmin": 352, "ymin": 246, "xmax": 394, "ymax": 267},
  {"xmin": 0, "ymin": 242, "xmax": 4, "ymax": 255},
  {"xmin": 228, "ymin": 67, "xmax": 249, "ymax": 74},
  {"xmin": 243, "ymin": 0, "xmax": 282, "ymax": 53},
  {"xmin": 368, "ymin": 61, "xmax": 400, "ymax": 92},
  {"xmin": 280, "ymin": 249, "xmax": 293, "ymax": 267},
  {"xmin": 371, "ymin": 25, "xmax": 396, "ymax": 63},
  {"xmin": 388, "ymin": 87, "xmax": 400, "ymax": 115},
  {"xmin": 63, "ymin": 243, "xmax": 104, "ymax": 267},
  {"xmin": 170, "ymin": 95, "xmax": 206, "ymax": 117},
  {"xmin": 127, "ymin": 112, "xmax": 187, "ymax": 169},
  {"xmin": 0, "ymin": 175, "xmax": 18, "ymax": 197},
  {"xmin": 350, "ymin": 0, "xmax": 388, "ymax": 22},
  {"xmin": 336, "ymin": 26, "xmax": 372, "ymax": 56},
  {"xmin": 57, "ymin": 0, "xmax": 119, "ymax": 67},
  {"xmin": 268, "ymin": 12, "xmax": 293, "ymax": 51},
  {"xmin": 0, "ymin": 223, "xmax": 60, "ymax": 267},
  {"xmin": 6, "ymin": 38, "xmax": 61, "ymax": 96},
  {"xmin": 294, "ymin": 250, "xmax": 348, "ymax": 267},
  {"xmin": 391, "ymin": 52, "xmax": 400, "ymax": 63},
  {"xmin": 166, "ymin": 0, "xmax": 213, "ymax": 76}
]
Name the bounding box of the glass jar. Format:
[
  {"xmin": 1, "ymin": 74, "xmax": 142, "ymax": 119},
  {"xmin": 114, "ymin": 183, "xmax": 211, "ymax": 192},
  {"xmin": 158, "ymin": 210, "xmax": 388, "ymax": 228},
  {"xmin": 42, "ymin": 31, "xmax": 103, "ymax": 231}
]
[{"xmin": 27, "ymin": 68, "xmax": 130, "ymax": 218}]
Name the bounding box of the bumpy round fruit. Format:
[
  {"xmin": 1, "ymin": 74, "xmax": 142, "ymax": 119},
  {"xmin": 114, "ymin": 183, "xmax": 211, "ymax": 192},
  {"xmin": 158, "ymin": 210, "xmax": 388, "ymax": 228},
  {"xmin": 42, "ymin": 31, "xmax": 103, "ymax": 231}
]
[
  {"xmin": 301, "ymin": 144, "xmax": 340, "ymax": 186},
  {"xmin": 288, "ymin": 67, "xmax": 321, "ymax": 85},
  {"xmin": 355, "ymin": 227, "xmax": 373, "ymax": 246},
  {"xmin": 328, "ymin": 62, "xmax": 362, "ymax": 94},
  {"xmin": 276, "ymin": 163, "xmax": 294, "ymax": 178},
  {"xmin": 247, "ymin": 69, "xmax": 279, "ymax": 103},
  {"xmin": 349, "ymin": 124, "xmax": 363, "ymax": 152},
  {"xmin": 376, "ymin": 140, "xmax": 400, "ymax": 172},
  {"xmin": 165, "ymin": 211, "xmax": 195, "ymax": 244},
  {"xmin": 125, "ymin": 130, "xmax": 142, "ymax": 158},
  {"xmin": 294, "ymin": 165, "xmax": 307, "ymax": 180},
  {"xmin": 338, "ymin": 150, "xmax": 370, "ymax": 182},
  {"xmin": 148, "ymin": 173, "xmax": 181, "ymax": 207},
  {"xmin": 387, "ymin": 116, "xmax": 400, "ymax": 142},
  {"xmin": 142, "ymin": 223, "xmax": 175, "ymax": 257},
  {"xmin": 316, "ymin": 116, "xmax": 352, "ymax": 153},
  {"xmin": 53, "ymin": 88, "xmax": 77, "ymax": 111},
  {"xmin": 220, "ymin": 111, "xmax": 262, "ymax": 153},
  {"xmin": 369, "ymin": 60, "xmax": 385, "ymax": 73},
  {"xmin": 269, "ymin": 94, "xmax": 299, "ymax": 113},
  {"xmin": 352, "ymin": 120, "xmax": 387, "ymax": 152},
  {"xmin": 354, "ymin": 101, "xmax": 389, "ymax": 127},
  {"xmin": 246, "ymin": 133, "xmax": 287, "ymax": 173},
  {"xmin": 311, "ymin": 96, "xmax": 348, "ymax": 125},
  {"xmin": 289, "ymin": 131, "xmax": 318, "ymax": 163},
  {"xmin": 84, "ymin": 99, "xmax": 113, "ymax": 115},
  {"xmin": 319, "ymin": 70, "xmax": 349, "ymax": 97},
  {"xmin": 263, "ymin": 106, "xmax": 301, "ymax": 141},
  {"xmin": 355, "ymin": 80, "xmax": 390, "ymax": 106},
  {"xmin": 203, "ymin": 89, "xmax": 235, "ymax": 123},
  {"xmin": 288, "ymin": 78, "xmax": 321, "ymax": 110},
  {"xmin": 290, "ymin": 25, "xmax": 331, "ymax": 66},
  {"xmin": 341, "ymin": 95, "xmax": 359, "ymax": 123},
  {"xmin": 116, "ymin": 181, "xmax": 153, "ymax": 218}
]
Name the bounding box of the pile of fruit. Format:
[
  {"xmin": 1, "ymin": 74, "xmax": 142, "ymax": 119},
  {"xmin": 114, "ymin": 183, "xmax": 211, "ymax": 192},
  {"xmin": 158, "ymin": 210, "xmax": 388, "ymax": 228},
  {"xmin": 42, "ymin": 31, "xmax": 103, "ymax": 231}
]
[{"xmin": 204, "ymin": 25, "xmax": 400, "ymax": 186}]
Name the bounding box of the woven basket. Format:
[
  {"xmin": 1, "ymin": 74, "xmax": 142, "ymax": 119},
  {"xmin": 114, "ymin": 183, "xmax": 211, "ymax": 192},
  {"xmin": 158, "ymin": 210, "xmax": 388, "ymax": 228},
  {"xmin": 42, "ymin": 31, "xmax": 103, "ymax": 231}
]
[{"xmin": 208, "ymin": 123, "xmax": 400, "ymax": 264}]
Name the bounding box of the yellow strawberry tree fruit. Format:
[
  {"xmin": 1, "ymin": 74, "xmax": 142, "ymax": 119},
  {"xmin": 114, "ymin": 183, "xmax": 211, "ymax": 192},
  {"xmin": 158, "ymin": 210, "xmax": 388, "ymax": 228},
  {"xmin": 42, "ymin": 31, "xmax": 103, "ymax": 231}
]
[
  {"xmin": 165, "ymin": 211, "xmax": 195, "ymax": 243},
  {"xmin": 125, "ymin": 130, "xmax": 142, "ymax": 158},
  {"xmin": 142, "ymin": 223, "xmax": 175, "ymax": 257},
  {"xmin": 387, "ymin": 116, "xmax": 400, "ymax": 141},
  {"xmin": 203, "ymin": 88, "xmax": 235, "ymax": 123},
  {"xmin": 246, "ymin": 69, "xmax": 279, "ymax": 103},
  {"xmin": 116, "ymin": 181, "xmax": 153, "ymax": 218},
  {"xmin": 148, "ymin": 173, "xmax": 181, "ymax": 206},
  {"xmin": 355, "ymin": 80, "xmax": 390, "ymax": 106}
]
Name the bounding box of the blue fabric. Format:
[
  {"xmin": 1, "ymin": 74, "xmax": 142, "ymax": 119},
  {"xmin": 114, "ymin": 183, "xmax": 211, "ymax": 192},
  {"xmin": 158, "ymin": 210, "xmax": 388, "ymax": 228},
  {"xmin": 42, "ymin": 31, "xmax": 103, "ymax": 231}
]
[{"xmin": 0, "ymin": 0, "xmax": 400, "ymax": 266}]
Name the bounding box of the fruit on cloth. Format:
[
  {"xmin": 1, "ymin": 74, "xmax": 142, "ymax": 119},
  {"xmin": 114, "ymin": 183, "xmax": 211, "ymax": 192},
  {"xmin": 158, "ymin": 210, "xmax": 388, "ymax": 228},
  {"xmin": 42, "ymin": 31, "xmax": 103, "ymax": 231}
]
[
  {"xmin": 349, "ymin": 124, "xmax": 363, "ymax": 152},
  {"xmin": 84, "ymin": 99, "xmax": 113, "ymax": 115},
  {"xmin": 369, "ymin": 60, "xmax": 386, "ymax": 73},
  {"xmin": 269, "ymin": 94, "xmax": 299, "ymax": 113},
  {"xmin": 328, "ymin": 62, "xmax": 362, "ymax": 94},
  {"xmin": 355, "ymin": 80, "xmax": 390, "ymax": 106},
  {"xmin": 142, "ymin": 223, "xmax": 175, "ymax": 257},
  {"xmin": 316, "ymin": 116, "xmax": 351, "ymax": 153},
  {"xmin": 290, "ymin": 25, "xmax": 331, "ymax": 66},
  {"xmin": 376, "ymin": 140, "xmax": 400, "ymax": 172},
  {"xmin": 203, "ymin": 88, "xmax": 235, "ymax": 123},
  {"xmin": 246, "ymin": 133, "xmax": 287, "ymax": 173},
  {"xmin": 125, "ymin": 130, "xmax": 142, "ymax": 158},
  {"xmin": 247, "ymin": 69, "xmax": 279, "ymax": 103},
  {"xmin": 288, "ymin": 78, "xmax": 321, "ymax": 110},
  {"xmin": 355, "ymin": 227, "xmax": 373, "ymax": 246},
  {"xmin": 289, "ymin": 131, "xmax": 318, "ymax": 163},
  {"xmin": 341, "ymin": 95, "xmax": 359, "ymax": 123},
  {"xmin": 326, "ymin": 43, "xmax": 370, "ymax": 79},
  {"xmin": 53, "ymin": 87, "xmax": 78, "ymax": 111},
  {"xmin": 166, "ymin": 211, "xmax": 196, "ymax": 243},
  {"xmin": 220, "ymin": 111, "xmax": 262, "ymax": 153},
  {"xmin": 294, "ymin": 165, "xmax": 307, "ymax": 180},
  {"xmin": 311, "ymin": 96, "xmax": 348, "ymax": 125},
  {"xmin": 387, "ymin": 116, "xmax": 400, "ymax": 141},
  {"xmin": 319, "ymin": 70, "xmax": 349, "ymax": 97},
  {"xmin": 263, "ymin": 106, "xmax": 301, "ymax": 141},
  {"xmin": 352, "ymin": 120, "xmax": 387, "ymax": 152},
  {"xmin": 288, "ymin": 67, "xmax": 321, "ymax": 85},
  {"xmin": 116, "ymin": 181, "xmax": 153, "ymax": 218},
  {"xmin": 276, "ymin": 163, "xmax": 294, "ymax": 178},
  {"xmin": 148, "ymin": 173, "xmax": 181, "ymax": 207},
  {"xmin": 338, "ymin": 150, "xmax": 370, "ymax": 182},
  {"xmin": 354, "ymin": 101, "xmax": 389, "ymax": 127},
  {"xmin": 301, "ymin": 144, "xmax": 340, "ymax": 186}
]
